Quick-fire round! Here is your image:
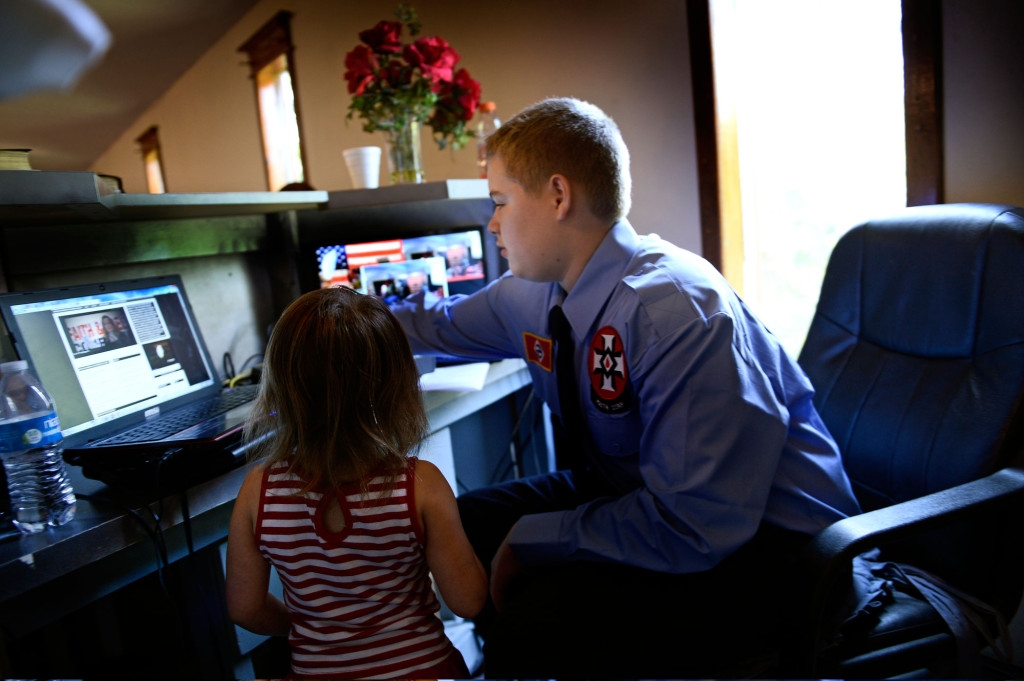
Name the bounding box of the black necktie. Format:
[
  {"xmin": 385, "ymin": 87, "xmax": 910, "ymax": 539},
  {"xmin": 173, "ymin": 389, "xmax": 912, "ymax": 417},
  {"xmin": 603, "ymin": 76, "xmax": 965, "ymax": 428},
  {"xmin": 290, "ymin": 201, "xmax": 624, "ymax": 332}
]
[{"xmin": 549, "ymin": 305, "xmax": 586, "ymax": 475}]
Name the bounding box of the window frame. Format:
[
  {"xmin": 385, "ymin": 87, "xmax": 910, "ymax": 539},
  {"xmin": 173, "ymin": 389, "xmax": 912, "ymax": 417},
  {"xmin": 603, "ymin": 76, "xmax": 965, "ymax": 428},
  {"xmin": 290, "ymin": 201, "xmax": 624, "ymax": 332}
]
[
  {"xmin": 689, "ymin": 0, "xmax": 944, "ymax": 272},
  {"xmin": 238, "ymin": 10, "xmax": 310, "ymax": 191},
  {"xmin": 135, "ymin": 125, "xmax": 167, "ymax": 194}
]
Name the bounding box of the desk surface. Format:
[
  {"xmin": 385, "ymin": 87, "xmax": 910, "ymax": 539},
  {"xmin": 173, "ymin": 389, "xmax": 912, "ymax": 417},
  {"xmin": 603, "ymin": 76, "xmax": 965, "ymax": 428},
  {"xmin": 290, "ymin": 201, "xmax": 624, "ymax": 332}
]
[{"xmin": 0, "ymin": 359, "xmax": 529, "ymax": 628}]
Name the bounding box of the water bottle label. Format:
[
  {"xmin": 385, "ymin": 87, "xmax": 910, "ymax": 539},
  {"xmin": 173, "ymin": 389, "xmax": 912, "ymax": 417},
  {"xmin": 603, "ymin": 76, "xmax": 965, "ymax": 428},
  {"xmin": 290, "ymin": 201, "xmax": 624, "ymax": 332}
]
[{"xmin": 0, "ymin": 412, "xmax": 62, "ymax": 452}]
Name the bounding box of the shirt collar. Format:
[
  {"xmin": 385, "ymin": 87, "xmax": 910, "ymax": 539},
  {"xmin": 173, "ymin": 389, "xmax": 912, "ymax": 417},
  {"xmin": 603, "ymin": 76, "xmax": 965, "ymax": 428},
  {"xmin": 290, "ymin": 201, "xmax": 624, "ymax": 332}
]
[{"xmin": 559, "ymin": 219, "xmax": 641, "ymax": 336}]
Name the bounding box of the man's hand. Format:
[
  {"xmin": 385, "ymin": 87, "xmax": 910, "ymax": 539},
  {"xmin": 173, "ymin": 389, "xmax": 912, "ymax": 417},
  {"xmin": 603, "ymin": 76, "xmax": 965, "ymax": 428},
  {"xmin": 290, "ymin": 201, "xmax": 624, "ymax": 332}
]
[{"xmin": 489, "ymin": 530, "xmax": 527, "ymax": 613}]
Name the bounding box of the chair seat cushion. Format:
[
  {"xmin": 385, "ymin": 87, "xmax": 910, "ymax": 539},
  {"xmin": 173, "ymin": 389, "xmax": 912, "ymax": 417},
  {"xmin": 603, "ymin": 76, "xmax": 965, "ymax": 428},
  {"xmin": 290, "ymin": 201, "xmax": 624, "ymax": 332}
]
[
  {"xmin": 817, "ymin": 555, "xmax": 995, "ymax": 678},
  {"xmin": 827, "ymin": 587, "xmax": 955, "ymax": 677}
]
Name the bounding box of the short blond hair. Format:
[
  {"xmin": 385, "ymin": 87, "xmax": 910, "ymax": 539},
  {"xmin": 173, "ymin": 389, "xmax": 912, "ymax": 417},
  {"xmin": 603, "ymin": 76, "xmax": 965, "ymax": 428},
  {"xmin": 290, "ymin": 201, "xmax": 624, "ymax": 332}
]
[{"xmin": 486, "ymin": 97, "xmax": 631, "ymax": 223}]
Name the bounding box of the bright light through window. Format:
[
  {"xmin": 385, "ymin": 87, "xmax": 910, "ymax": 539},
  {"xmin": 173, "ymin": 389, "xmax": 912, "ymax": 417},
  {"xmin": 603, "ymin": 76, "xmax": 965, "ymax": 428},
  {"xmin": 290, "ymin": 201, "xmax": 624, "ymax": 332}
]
[
  {"xmin": 143, "ymin": 148, "xmax": 165, "ymax": 194},
  {"xmin": 711, "ymin": 0, "xmax": 906, "ymax": 355},
  {"xmin": 136, "ymin": 125, "xmax": 166, "ymax": 194},
  {"xmin": 257, "ymin": 54, "xmax": 305, "ymax": 191}
]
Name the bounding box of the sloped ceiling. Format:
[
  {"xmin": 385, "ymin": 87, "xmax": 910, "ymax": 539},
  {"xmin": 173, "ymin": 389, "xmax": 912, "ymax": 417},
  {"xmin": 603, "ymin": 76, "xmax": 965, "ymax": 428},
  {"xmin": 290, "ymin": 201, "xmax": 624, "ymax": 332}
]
[{"xmin": 0, "ymin": 0, "xmax": 259, "ymax": 172}]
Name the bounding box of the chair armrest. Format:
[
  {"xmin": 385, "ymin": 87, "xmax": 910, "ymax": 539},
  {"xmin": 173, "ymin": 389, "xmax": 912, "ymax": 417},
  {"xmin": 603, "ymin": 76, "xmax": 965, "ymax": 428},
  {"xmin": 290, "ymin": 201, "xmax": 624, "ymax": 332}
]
[
  {"xmin": 795, "ymin": 466, "xmax": 1024, "ymax": 673},
  {"xmin": 808, "ymin": 466, "xmax": 1024, "ymax": 567}
]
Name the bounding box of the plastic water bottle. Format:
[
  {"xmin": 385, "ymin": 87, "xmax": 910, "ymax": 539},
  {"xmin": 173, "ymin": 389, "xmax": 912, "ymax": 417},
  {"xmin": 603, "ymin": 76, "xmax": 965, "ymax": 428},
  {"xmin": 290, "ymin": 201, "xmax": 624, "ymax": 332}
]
[
  {"xmin": 475, "ymin": 101, "xmax": 500, "ymax": 178},
  {"xmin": 0, "ymin": 360, "xmax": 75, "ymax": 534}
]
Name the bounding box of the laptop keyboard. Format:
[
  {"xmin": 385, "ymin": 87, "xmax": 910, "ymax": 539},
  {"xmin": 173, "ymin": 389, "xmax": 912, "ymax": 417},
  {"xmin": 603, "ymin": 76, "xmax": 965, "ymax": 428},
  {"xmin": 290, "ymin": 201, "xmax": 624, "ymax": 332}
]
[{"xmin": 99, "ymin": 385, "xmax": 259, "ymax": 444}]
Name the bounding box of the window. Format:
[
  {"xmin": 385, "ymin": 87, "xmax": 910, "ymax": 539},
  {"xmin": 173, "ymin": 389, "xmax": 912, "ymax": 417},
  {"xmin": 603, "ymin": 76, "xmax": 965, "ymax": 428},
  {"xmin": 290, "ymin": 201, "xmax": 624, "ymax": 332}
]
[
  {"xmin": 239, "ymin": 11, "xmax": 308, "ymax": 191},
  {"xmin": 136, "ymin": 126, "xmax": 166, "ymax": 194},
  {"xmin": 693, "ymin": 0, "xmax": 916, "ymax": 356}
]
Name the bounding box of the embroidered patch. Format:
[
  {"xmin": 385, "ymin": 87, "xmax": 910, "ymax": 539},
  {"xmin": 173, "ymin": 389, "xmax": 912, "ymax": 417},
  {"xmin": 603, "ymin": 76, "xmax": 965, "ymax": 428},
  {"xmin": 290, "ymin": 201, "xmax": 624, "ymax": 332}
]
[
  {"xmin": 523, "ymin": 331, "xmax": 553, "ymax": 372},
  {"xmin": 589, "ymin": 326, "xmax": 632, "ymax": 413}
]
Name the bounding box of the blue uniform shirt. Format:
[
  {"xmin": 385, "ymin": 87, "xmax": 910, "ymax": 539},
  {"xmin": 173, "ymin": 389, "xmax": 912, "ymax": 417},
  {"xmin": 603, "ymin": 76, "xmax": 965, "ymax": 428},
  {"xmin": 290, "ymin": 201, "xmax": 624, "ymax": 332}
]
[{"xmin": 394, "ymin": 220, "xmax": 860, "ymax": 574}]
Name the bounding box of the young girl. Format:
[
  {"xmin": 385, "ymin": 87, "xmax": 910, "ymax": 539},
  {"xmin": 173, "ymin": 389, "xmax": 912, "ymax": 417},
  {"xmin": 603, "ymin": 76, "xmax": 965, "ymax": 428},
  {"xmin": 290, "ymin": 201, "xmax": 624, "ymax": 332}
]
[{"xmin": 226, "ymin": 287, "xmax": 487, "ymax": 680}]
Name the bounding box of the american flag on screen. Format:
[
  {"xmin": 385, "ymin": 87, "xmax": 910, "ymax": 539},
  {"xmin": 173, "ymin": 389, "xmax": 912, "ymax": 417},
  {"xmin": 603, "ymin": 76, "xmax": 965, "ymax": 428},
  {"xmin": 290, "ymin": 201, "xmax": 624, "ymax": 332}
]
[{"xmin": 342, "ymin": 239, "xmax": 406, "ymax": 270}]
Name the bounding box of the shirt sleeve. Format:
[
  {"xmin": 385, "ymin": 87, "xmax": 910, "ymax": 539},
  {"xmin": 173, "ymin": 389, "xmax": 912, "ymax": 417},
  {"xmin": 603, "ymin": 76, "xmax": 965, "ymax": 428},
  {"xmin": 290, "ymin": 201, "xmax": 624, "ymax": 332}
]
[
  {"xmin": 509, "ymin": 310, "xmax": 794, "ymax": 574},
  {"xmin": 391, "ymin": 280, "xmax": 523, "ymax": 360}
]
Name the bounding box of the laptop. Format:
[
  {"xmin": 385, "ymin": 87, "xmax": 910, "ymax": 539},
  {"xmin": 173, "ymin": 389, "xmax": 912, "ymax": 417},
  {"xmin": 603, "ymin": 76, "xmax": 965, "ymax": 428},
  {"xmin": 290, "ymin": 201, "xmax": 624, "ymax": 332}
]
[{"xmin": 0, "ymin": 275, "xmax": 260, "ymax": 482}]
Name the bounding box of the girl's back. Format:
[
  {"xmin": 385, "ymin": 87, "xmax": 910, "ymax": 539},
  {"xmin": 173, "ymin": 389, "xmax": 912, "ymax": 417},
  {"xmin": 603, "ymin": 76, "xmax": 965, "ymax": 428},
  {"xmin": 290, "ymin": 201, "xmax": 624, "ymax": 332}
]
[{"xmin": 256, "ymin": 457, "xmax": 461, "ymax": 680}]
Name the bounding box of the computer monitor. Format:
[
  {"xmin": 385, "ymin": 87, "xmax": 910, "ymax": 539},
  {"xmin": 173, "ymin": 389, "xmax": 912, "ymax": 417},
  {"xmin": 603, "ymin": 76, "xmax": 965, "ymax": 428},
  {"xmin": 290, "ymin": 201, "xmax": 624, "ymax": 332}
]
[{"xmin": 304, "ymin": 225, "xmax": 501, "ymax": 303}]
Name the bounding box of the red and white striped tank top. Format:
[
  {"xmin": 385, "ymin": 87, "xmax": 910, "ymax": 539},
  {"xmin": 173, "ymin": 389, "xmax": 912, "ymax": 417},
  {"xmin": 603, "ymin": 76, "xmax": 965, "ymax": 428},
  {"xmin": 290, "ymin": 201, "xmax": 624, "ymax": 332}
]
[{"xmin": 255, "ymin": 458, "xmax": 465, "ymax": 680}]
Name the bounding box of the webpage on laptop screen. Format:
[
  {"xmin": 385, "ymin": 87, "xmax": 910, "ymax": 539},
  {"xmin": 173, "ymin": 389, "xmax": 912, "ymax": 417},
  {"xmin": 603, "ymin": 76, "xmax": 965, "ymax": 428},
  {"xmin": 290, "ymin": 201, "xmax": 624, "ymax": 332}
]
[{"xmin": 10, "ymin": 284, "xmax": 215, "ymax": 438}]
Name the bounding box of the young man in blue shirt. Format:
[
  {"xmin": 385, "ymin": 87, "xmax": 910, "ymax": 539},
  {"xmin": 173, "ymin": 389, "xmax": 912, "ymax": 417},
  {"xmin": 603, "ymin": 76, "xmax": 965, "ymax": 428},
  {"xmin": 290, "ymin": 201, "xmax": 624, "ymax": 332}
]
[{"xmin": 393, "ymin": 97, "xmax": 860, "ymax": 677}]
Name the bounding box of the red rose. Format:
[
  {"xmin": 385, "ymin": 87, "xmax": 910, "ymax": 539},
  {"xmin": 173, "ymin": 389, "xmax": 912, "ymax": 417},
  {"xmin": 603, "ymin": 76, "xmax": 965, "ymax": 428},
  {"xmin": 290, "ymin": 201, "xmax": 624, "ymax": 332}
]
[
  {"xmin": 451, "ymin": 68, "xmax": 481, "ymax": 120},
  {"xmin": 435, "ymin": 68, "xmax": 481, "ymax": 120},
  {"xmin": 403, "ymin": 36, "xmax": 460, "ymax": 85},
  {"xmin": 381, "ymin": 61, "xmax": 410, "ymax": 89},
  {"xmin": 344, "ymin": 45, "xmax": 378, "ymax": 95},
  {"xmin": 430, "ymin": 68, "xmax": 481, "ymax": 140},
  {"xmin": 359, "ymin": 20, "xmax": 403, "ymax": 54}
]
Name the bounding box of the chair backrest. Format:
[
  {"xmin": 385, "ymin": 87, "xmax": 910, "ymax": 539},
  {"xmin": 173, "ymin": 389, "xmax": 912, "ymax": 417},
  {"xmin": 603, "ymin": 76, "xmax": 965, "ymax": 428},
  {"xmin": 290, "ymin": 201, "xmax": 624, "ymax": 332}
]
[{"xmin": 798, "ymin": 203, "xmax": 1024, "ymax": 614}]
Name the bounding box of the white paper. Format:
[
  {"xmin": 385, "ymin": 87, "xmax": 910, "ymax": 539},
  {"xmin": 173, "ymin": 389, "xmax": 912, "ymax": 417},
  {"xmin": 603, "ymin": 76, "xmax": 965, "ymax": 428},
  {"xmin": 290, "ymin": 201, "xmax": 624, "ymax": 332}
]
[{"xmin": 419, "ymin": 362, "xmax": 490, "ymax": 392}]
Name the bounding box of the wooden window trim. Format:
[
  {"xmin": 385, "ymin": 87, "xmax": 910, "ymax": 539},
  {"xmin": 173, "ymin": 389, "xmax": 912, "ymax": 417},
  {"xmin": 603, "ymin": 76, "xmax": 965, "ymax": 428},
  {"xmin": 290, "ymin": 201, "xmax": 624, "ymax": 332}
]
[
  {"xmin": 687, "ymin": 0, "xmax": 723, "ymax": 271},
  {"xmin": 239, "ymin": 10, "xmax": 295, "ymax": 73},
  {"xmin": 902, "ymin": 0, "xmax": 944, "ymax": 206}
]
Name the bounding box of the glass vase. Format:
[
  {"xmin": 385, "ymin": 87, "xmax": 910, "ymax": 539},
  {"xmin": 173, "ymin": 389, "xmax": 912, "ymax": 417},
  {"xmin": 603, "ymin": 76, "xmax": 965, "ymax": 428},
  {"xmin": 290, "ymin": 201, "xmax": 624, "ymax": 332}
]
[{"xmin": 384, "ymin": 118, "xmax": 425, "ymax": 184}]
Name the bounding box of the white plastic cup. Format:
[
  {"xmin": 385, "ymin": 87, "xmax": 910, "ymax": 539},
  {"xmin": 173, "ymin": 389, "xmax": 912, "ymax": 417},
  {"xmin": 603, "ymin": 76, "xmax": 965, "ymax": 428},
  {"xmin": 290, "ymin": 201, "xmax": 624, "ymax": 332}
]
[{"xmin": 343, "ymin": 146, "xmax": 381, "ymax": 189}]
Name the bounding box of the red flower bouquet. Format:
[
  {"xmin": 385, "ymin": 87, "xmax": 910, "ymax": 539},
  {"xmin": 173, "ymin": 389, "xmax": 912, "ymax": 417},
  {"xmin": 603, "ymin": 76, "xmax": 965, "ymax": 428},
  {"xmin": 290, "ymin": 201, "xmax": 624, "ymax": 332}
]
[{"xmin": 344, "ymin": 5, "xmax": 482, "ymax": 152}]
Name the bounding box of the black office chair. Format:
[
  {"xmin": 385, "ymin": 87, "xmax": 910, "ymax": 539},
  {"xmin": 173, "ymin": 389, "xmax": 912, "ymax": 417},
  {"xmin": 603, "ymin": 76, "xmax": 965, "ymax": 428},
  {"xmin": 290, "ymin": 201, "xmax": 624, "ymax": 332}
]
[{"xmin": 788, "ymin": 203, "xmax": 1024, "ymax": 678}]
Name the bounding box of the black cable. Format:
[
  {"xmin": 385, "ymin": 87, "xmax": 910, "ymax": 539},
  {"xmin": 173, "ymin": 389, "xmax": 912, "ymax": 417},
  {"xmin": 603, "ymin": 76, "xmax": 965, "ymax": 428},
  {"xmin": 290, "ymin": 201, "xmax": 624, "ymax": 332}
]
[
  {"xmin": 180, "ymin": 487, "xmax": 195, "ymax": 555},
  {"xmin": 521, "ymin": 390, "xmax": 550, "ymax": 475},
  {"xmin": 508, "ymin": 389, "xmax": 538, "ymax": 478},
  {"xmin": 222, "ymin": 352, "xmax": 236, "ymax": 383},
  {"xmin": 178, "ymin": 482, "xmax": 232, "ymax": 678},
  {"xmin": 528, "ymin": 392, "xmax": 548, "ymax": 475},
  {"xmin": 488, "ymin": 388, "xmax": 541, "ymax": 484},
  {"xmin": 236, "ymin": 353, "xmax": 264, "ymax": 376},
  {"xmin": 76, "ymin": 492, "xmax": 170, "ymax": 594},
  {"xmin": 147, "ymin": 449, "xmax": 215, "ymax": 678}
]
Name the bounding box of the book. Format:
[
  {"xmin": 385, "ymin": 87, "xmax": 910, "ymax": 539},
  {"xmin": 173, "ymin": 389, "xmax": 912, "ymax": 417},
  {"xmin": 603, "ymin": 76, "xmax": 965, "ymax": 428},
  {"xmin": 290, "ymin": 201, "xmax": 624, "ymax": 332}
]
[{"xmin": 0, "ymin": 149, "xmax": 33, "ymax": 171}]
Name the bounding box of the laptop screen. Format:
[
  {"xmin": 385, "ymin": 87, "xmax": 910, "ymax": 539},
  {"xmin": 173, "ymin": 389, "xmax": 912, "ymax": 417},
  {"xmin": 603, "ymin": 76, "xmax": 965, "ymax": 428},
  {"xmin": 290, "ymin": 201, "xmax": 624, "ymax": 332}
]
[{"xmin": 0, "ymin": 276, "xmax": 218, "ymax": 445}]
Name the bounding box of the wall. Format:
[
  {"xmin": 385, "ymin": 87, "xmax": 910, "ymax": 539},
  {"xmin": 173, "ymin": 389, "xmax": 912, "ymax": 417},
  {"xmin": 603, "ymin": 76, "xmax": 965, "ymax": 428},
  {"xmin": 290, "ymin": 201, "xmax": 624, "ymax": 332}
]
[
  {"xmin": 89, "ymin": 0, "xmax": 704, "ymax": 253},
  {"xmin": 943, "ymin": 0, "xmax": 1024, "ymax": 206},
  {"xmin": 86, "ymin": 0, "xmax": 1024, "ymax": 259}
]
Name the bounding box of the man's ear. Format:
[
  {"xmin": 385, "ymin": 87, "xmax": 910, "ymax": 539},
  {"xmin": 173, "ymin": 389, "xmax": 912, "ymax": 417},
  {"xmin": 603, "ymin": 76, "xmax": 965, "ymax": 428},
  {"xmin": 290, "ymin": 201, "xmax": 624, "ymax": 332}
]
[{"xmin": 549, "ymin": 174, "xmax": 571, "ymax": 220}]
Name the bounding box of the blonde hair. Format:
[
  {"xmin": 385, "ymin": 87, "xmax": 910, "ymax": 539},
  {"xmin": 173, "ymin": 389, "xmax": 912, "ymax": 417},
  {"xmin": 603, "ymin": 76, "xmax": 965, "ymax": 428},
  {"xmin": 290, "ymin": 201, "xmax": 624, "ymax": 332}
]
[
  {"xmin": 243, "ymin": 287, "xmax": 428, "ymax": 493},
  {"xmin": 486, "ymin": 97, "xmax": 631, "ymax": 223}
]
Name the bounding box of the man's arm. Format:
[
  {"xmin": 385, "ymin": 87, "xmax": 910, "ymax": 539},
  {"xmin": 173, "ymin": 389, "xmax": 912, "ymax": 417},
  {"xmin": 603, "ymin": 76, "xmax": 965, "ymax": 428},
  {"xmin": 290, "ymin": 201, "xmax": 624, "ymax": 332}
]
[{"xmin": 391, "ymin": 280, "xmax": 522, "ymax": 360}]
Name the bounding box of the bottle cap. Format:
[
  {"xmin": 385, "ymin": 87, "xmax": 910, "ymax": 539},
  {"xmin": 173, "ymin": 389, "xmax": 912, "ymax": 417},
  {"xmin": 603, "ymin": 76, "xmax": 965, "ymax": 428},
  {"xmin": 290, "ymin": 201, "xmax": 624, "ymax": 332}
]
[
  {"xmin": 0, "ymin": 360, "xmax": 27, "ymax": 372},
  {"xmin": 480, "ymin": 101, "xmax": 496, "ymax": 113}
]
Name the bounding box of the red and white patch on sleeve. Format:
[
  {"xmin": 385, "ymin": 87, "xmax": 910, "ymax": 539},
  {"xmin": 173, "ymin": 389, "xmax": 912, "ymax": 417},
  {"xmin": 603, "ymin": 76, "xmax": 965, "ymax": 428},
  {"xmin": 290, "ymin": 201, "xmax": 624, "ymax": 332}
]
[{"xmin": 589, "ymin": 326, "xmax": 632, "ymax": 413}]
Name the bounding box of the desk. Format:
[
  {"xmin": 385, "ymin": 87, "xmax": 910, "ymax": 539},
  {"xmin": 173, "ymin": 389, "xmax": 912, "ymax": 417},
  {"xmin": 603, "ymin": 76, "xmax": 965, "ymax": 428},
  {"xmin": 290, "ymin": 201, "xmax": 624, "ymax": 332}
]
[{"xmin": 0, "ymin": 358, "xmax": 532, "ymax": 678}]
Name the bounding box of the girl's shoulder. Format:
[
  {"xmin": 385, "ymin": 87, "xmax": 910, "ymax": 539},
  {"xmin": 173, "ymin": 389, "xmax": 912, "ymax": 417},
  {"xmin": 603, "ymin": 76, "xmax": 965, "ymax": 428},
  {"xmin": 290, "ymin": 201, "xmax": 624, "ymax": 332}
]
[
  {"xmin": 241, "ymin": 461, "xmax": 277, "ymax": 490},
  {"xmin": 409, "ymin": 457, "xmax": 442, "ymax": 487},
  {"xmin": 409, "ymin": 458, "xmax": 454, "ymax": 508},
  {"xmin": 234, "ymin": 463, "xmax": 272, "ymax": 524},
  {"xmin": 239, "ymin": 463, "xmax": 267, "ymax": 492}
]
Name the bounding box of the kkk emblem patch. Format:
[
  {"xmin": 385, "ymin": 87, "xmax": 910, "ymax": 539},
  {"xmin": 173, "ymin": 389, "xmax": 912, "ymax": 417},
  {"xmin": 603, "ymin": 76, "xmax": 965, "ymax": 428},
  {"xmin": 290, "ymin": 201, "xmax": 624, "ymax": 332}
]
[
  {"xmin": 589, "ymin": 325, "xmax": 632, "ymax": 413},
  {"xmin": 523, "ymin": 332, "xmax": 553, "ymax": 372}
]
